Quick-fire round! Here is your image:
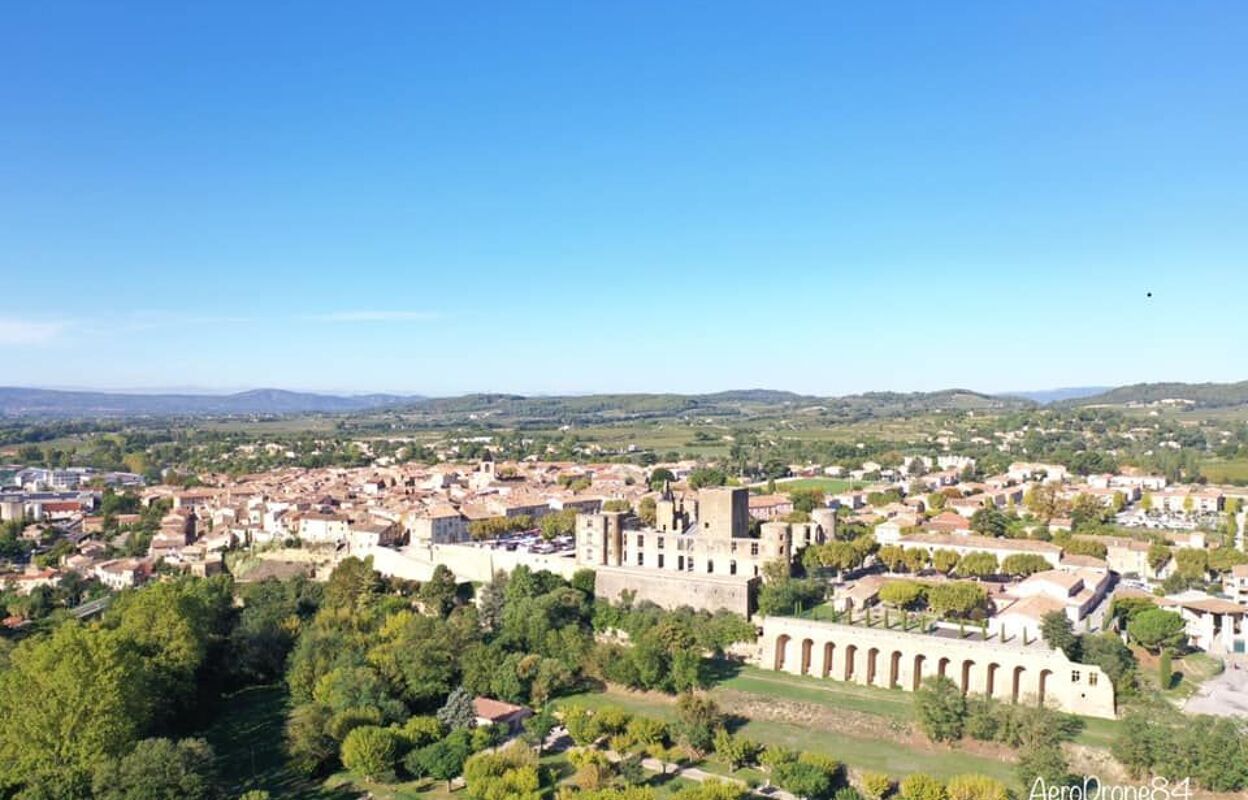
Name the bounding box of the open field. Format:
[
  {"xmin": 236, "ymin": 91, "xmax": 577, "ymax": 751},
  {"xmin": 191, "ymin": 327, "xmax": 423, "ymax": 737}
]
[
  {"xmin": 206, "ymin": 685, "xmax": 354, "ymax": 799},
  {"xmin": 769, "ymin": 477, "xmax": 860, "ymax": 494},
  {"xmin": 555, "ymin": 687, "xmax": 1021, "ymax": 789},
  {"xmin": 708, "ymin": 663, "xmax": 1121, "ymax": 749},
  {"xmin": 1201, "ymin": 458, "xmax": 1248, "ymax": 485}
]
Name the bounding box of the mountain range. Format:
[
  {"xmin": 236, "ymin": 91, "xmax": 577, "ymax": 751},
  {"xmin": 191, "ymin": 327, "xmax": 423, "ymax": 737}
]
[
  {"xmin": 0, "ymin": 387, "xmax": 421, "ymax": 417},
  {"xmin": 1, "ymin": 380, "xmax": 1246, "ymax": 419}
]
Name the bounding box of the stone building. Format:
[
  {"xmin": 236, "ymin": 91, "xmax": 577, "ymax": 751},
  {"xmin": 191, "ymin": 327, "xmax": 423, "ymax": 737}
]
[
  {"xmin": 574, "ymin": 486, "xmax": 833, "ymax": 615},
  {"xmin": 577, "ymin": 486, "xmax": 797, "ymax": 580}
]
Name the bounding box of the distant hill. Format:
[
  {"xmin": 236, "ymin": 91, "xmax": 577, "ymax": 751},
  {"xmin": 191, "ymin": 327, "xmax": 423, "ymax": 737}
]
[
  {"xmin": 0, "ymin": 385, "xmax": 1034, "ymax": 422},
  {"xmin": 1001, "ymin": 386, "xmax": 1111, "ymax": 405},
  {"xmin": 0, "ymin": 387, "xmax": 422, "ymax": 417},
  {"xmin": 393, "ymin": 388, "xmax": 1031, "ymax": 427},
  {"xmin": 1059, "ymin": 381, "xmax": 1248, "ymax": 409}
]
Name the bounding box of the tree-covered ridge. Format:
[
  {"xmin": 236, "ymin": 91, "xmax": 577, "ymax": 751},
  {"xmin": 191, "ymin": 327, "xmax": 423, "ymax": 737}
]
[{"xmin": 1062, "ymin": 379, "xmax": 1248, "ymax": 409}]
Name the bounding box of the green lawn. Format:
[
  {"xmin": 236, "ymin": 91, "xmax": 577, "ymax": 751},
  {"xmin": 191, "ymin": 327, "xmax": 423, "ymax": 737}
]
[
  {"xmin": 707, "ymin": 663, "xmax": 1120, "ymax": 749},
  {"xmin": 710, "ymin": 664, "xmax": 916, "ymax": 720},
  {"xmin": 554, "ymin": 690, "xmax": 1021, "ymax": 789},
  {"xmin": 1201, "ymin": 458, "xmax": 1248, "ymax": 485},
  {"xmin": 771, "ymin": 478, "xmax": 861, "ymax": 493},
  {"xmin": 205, "ymin": 685, "xmax": 356, "ymax": 799}
]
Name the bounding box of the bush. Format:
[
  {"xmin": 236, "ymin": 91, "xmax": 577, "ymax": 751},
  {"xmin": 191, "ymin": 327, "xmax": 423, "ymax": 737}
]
[
  {"xmin": 859, "ymin": 770, "xmax": 893, "ymax": 800},
  {"xmin": 1016, "ymin": 739, "xmax": 1070, "ymax": 792},
  {"xmin": 943, "ymin": 774, "xmax": 1008, "ymax": 800},
  {"xmin": 899, "ymin": 773, "xmax": 946, "ymax": 800},
  {"xmin": 340, "ymin": 726, "xmax": 399, "ymax": 783},
  {"xmin": 914, "ymin": 676, "xmax": 966, "ymax": 742},
  {"xmin": 774, "ymin": 761, "xmax": 834, "ymax": 800}
]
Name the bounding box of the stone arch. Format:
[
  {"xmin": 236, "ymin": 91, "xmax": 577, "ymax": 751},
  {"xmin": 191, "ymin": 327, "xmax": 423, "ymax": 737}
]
[
  {"xmin": 866, "ymin": 647, "xmax": 880, "ymax": 686},
  {"xmin": 1012, "ymin": 665, "xmax": 1025, "ymax": 703},
  {"xmin": 986, "ymin": 662, "xmax": 1000, "ymax": 698},
  {"xmin": 800, "ymin": 639, "xmax": 814, "ymax": 676},
  {"xmin": 821, "ymin": 642, "xmax": 835, "ymax": 678},
  {"xmin": 912, "ymin": 654, "xmax": 926, "ymax": 690},
  {"xmin": 844, "ymin": 644, "xmax": 858, "ymax": 681},
  {"xmin": 774, "ymin": 635, "xmax": 791, "ymax": 671},
  {"xmin": 938, "ymin": 656, "xmax": 951, "ymax": 679},
  {"xmin": 889, "ymin": 651, "xmax": 902, "ymax": 689},
  {"xmin": 1039, "ymin": 669, "xmax": 1053, "ymax": 706},
  {"xmin": 960, "ymin": 659, "xmax": 975, "ymax": 694}
]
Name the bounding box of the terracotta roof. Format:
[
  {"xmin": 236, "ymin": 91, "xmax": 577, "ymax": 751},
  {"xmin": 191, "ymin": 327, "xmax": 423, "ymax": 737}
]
[
  {"xmin": 1160, "ymin": 596, "xmax": 1245, "ymax": 615},
  {"xmin": 1060, "ymin": 553, "xmax": 1108, "ymax": 569},
  {"xmin": 999, "ymin": 594, "xmax": 1066, "ymax": 620},
  {"xmin": 473, "ymin": 697, "xmax": 528, "ymax": 721}
]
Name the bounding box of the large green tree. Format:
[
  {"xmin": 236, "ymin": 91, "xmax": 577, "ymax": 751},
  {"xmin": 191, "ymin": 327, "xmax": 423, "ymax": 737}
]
[
  {"xmin": 0, "ymin": 623, "xmax": 149, "ymax": 790},
  {"xmin": 92, "ymin": 738, "xmax": 217, "ymax": 800}
]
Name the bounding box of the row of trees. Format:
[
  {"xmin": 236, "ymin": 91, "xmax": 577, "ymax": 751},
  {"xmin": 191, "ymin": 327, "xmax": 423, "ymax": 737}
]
[
  {"xmin": 876, "ymin": 579, "xmax": 989, "ymax": 619},
  {"xmin": 914, "ymin": 676, "xmax": 1082, "ymax": 792},
  {"xmin": 876, "ymin": 546, "xmax": 1053, "ymax": 579}
]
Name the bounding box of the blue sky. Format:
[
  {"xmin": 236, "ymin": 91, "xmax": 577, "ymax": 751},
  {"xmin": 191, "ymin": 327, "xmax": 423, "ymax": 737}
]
[{"xmin": 2, "ymin": 2, "xmax": 1246, "ymax": 396}]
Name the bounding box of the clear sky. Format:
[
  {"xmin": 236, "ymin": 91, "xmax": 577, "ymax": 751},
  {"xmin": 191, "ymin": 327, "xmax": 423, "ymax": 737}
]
[{"xmin": 2, "ymin": 2, "xmax": 1246, "ymax": 397}]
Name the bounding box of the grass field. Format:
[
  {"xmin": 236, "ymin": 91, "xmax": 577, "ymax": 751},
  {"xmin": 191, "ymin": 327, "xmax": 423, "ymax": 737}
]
[
  {"xmin": 707, "ymin": 664, "xmax": 1120, "ymax": 749},
  {"xmin": 555, "ymin": 689, "xmax": 1021, "ymax": 789},
  {"xmin": 1201, "ymin": 458, "xmax": 1248, "ymax": 485},
  {"xmin": 770, "ymin": 477, "xmax": 861, "ymax": 493},
  {"xmin": 205, "ymin": 685, "xmax": 355, "ymax": 799}
]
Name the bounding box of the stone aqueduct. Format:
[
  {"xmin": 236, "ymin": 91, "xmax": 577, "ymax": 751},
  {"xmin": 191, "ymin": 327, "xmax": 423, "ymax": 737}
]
[{"xmin": 758, "ymin": 616, "xmax": 1117, "ymax": 719}]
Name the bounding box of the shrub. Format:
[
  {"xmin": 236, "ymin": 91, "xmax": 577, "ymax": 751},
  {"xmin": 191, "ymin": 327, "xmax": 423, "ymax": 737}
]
[
  {"xmin": 899, "ymin": 773, "xmax": 946, "ymax": 800},
  {"xmin": 859, "ymin": 770, "xmax": 893, "ymax": 800},
  {"xmin": 914, "ymin": 676, "xmax": 966, "ymax": 742},
  {"xmin": 944, "ymin": 774, "xmax": 1008, "ymax": 800},
  {"xmin": 340, "ymin": 726, "xmax": 398, "ymax": 783}
]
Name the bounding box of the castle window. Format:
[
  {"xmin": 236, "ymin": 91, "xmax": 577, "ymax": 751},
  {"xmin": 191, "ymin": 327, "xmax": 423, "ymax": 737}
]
[
  {"xmin": 657, "ymin": 537, "xmax": 665, "ymax": 548},
  {"xmin": 637, "ymin": 534, "xmax": 645, "ymax": 548},
  {"xmin": 730, "ymin": 560, "xmax": 737, "ymax": 575},
  {"xmin": 1071, "ymin": 670, "xmax": 1081, "ymax": 683},
  {"xmin": 677, "ymin": 556, "xmax": 684, "ymax": 571},
  {"xmin": 1088, "ymin": 672, "xmax": 1098, "ymax": 686},
  {"xmin": 750, "ymin": 543, "xmax": 759, "ymax": 556},
  {"xmin": 658, "ymin": 554, "xmax": 665, "ymax": 569},
  {"xmin": 637, "ymin": 552, "xmax": 644, "ymax": 566},
  {"xmin": 707, "ymin": 560, "xmax": 714, "ymax": 574}
]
